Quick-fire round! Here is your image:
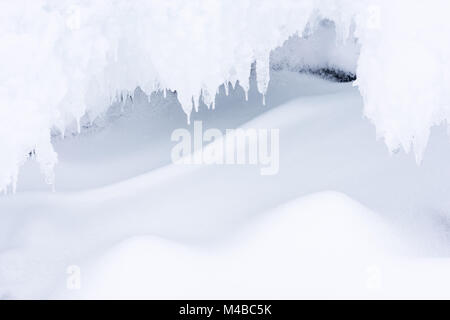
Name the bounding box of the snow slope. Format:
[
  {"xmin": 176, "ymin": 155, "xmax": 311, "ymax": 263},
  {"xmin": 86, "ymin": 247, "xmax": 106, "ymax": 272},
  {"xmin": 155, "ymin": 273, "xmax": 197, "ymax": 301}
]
[
  {"xmin": 54, "ymin": 192, "xmax": 414, "ymax": 300},
  {"xmin": 1, "ymin": 71, "xmax": 450, "ymax": 299}
]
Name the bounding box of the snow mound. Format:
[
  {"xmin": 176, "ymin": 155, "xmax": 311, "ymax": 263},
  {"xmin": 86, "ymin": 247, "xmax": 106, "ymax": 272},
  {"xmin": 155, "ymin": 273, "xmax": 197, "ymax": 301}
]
[{"xmin": 54, "ymin": 191, "xmax": 413, "ymax": 299}]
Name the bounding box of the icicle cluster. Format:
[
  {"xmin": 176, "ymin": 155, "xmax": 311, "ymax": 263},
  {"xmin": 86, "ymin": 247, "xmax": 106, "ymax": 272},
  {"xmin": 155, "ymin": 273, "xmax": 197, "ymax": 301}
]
[{"xmin": 1, "ymin": 0, "xmax": 450, "ymax": 192}]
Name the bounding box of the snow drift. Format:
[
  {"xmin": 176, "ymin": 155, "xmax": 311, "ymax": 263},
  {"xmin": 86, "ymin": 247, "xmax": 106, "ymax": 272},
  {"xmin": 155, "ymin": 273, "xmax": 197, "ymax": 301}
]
[
  {"xmin": 1, "ymin": 0, "xmax": 450, "ymax": 192},
  {"xmin": 2, "ymin": 69, "xmax": 450, "ymax": 299}
]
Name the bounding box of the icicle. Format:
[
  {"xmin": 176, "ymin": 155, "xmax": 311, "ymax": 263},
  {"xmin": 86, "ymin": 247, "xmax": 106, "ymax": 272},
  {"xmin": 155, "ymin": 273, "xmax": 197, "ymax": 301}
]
[
  {"xmin": 76, "ymin": 117, "xmax": 81, "ymax": 134},
  {"xmin": 12, "ymin": 173, "xmax": 17, "ymax": 194},
  {"xmin": 192, "ymin": 96, "xmax": 197, "ymax": 112}
]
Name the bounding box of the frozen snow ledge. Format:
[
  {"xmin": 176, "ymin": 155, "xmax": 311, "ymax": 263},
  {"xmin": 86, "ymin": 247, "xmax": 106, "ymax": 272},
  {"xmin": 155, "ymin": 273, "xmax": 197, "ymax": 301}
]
[{"xmin": 1, "ymin": 0, "xmax": 450, "ymax": 192}]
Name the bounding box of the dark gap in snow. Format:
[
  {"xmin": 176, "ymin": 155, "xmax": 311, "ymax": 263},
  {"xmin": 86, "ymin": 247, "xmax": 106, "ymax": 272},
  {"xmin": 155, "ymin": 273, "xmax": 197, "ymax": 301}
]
[
  {"xmin": 271, "ymin": 64, "xmax": 356, "ymax": 83},
  {"xmin": 306, "ymin": 68, "xmax": 356, "ymax": 83}
]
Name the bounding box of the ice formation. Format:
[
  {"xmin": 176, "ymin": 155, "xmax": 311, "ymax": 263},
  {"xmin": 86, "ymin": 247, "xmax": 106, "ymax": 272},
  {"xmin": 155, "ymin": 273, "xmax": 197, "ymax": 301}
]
[{"xmin": 1, "ymin": 0, "xmax": 450, "ymax": 192}]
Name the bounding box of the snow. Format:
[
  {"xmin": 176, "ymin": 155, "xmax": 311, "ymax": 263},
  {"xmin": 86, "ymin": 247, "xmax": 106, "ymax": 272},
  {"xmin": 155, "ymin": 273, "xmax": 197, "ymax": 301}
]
[
  {"xmin": 2, "ymin": 1, "xmax": 450, "ymax": 192},
  {"xmin": 2, "ymin": 1, "xmax": 450, "ymax": 300},
  {"xmin": 52, "ymin": 191, "xmax": 412, "ymax": 299},
  {"xmin": 1, "ymin": 71, "xmax": 450, "ymax": 299},
  {"xmin": 271, "ymin": 19, "xmax": 360, "ymax": 76}
]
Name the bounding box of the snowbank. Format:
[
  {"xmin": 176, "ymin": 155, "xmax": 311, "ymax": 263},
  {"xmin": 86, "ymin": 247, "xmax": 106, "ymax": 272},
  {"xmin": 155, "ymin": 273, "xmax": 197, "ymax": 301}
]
[
  {"xmin": 53, "ymin": 192, "xmax": 448, "ymax": 299},
  {"xmin": 1, "ymin": 0, "xmax": 450, "ymax": 192},
  {"xmin": 2, "ymin": 72, "xmax": 450, "ymax": 299}
]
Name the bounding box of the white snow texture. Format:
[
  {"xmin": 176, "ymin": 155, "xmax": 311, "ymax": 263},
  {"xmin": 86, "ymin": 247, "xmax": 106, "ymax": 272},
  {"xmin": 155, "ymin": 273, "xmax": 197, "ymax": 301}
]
[{"xmin": 1, "ymin": 0, "xmax": 450, "ymax": 192}]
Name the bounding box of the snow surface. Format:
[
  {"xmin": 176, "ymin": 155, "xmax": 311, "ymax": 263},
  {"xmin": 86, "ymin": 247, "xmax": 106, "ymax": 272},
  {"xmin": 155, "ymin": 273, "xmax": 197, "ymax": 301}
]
[
  {"xmin": 2, "ymin": 1, "xmax": 450, "ymax": 192},
  {"xmin": 1, "ymin": 71, "xmax": 450, "ymax": 299}
]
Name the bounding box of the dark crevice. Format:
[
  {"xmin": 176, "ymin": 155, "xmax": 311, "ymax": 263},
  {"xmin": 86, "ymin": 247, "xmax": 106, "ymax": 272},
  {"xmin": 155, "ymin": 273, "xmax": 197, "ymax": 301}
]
[
  {"xmin": 271, "ymin": 64, "xmax": 356, "ymax": 83},
  {"xmin": 306, "ymin": 68, "xmax": 357, "ymax": 83}
]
